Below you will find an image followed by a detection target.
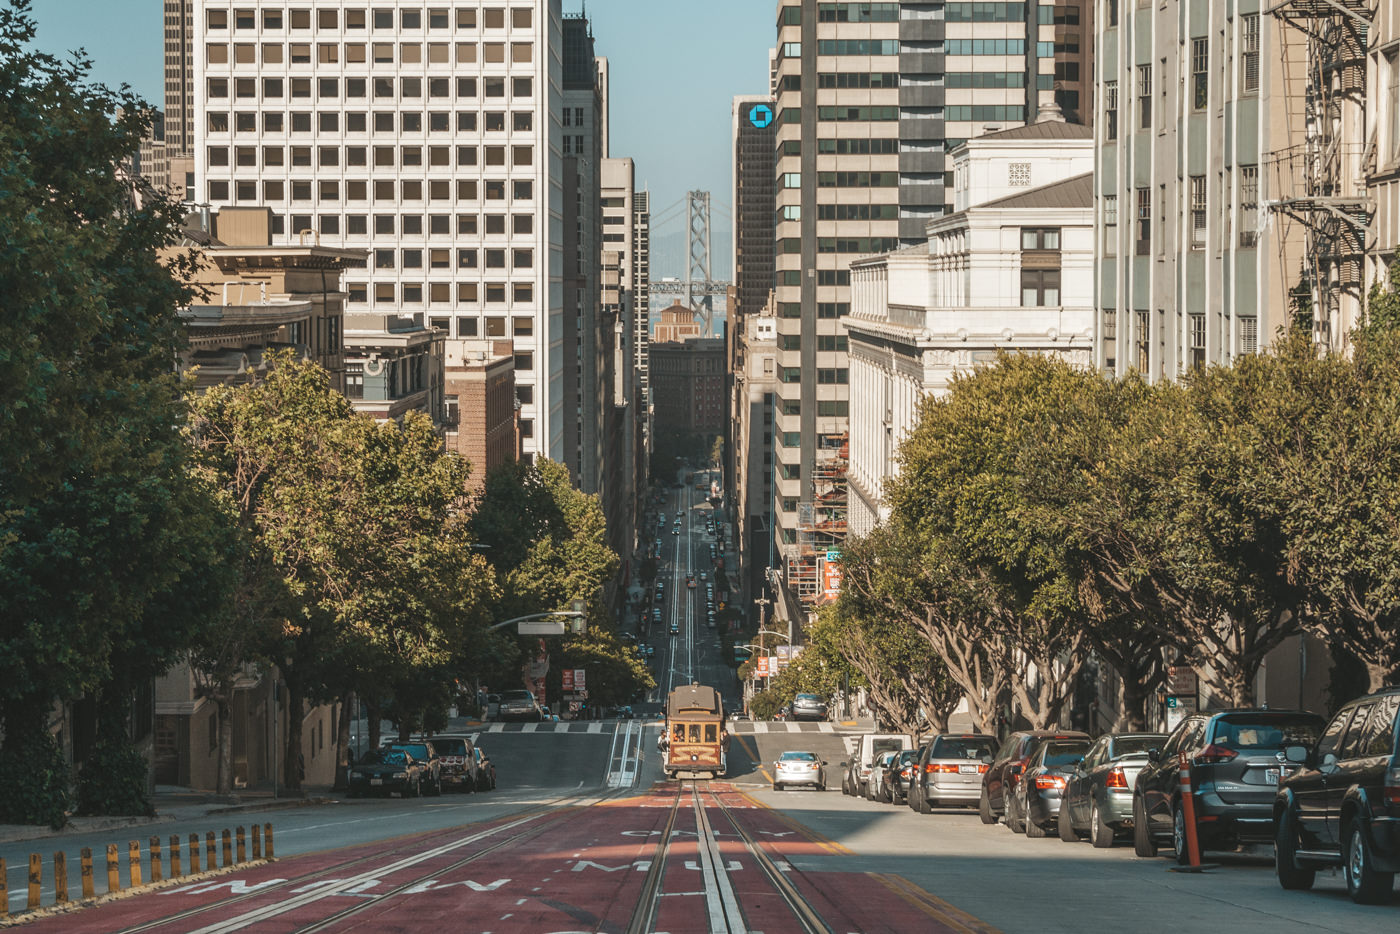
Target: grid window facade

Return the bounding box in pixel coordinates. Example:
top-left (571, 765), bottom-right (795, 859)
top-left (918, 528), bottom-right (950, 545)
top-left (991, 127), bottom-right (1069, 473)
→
top-left (1239, 164), bottom-right (1259, 247)
top-left (1191, 38), bottom-right (1208, 110)
top-left (1190, 175), bottom-right (1206, 249)
top-left (1137, 65), bottom-right (1152, 129)
top-left (1241, 15), bottom-right (1260, 95)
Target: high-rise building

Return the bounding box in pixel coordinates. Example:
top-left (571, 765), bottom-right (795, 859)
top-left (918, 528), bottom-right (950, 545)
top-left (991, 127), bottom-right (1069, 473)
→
top-left (630, 186), bottom-right (652, 460)
top-left (189, 0), bottom-right (564, 462)
top-left (1096, 1), bottom-right (1303, 378)
top-left (728, 95), bottom-right (777, 617)
top-left (163, 0), bottom-right (196, 199)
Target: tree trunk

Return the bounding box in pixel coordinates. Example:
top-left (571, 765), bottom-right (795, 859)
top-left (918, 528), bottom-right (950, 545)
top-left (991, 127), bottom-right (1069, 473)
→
top-left (282, 671), bottom-right (304, 794)
top-left (1119, 676), bottom-right (1149, 732)
top-left (333, 692), bottom-right (352, 791)
top-left (366, 699), bottom-right (383, 752)
top-left (215, 694), bottom-right (234, 796)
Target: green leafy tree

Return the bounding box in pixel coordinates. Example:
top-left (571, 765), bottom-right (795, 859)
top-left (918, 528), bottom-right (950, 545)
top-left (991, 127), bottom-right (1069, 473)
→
top-left (1363, 248), bottom-right (1400, 335)
top-left (0, 1), bottom-right (212, 824)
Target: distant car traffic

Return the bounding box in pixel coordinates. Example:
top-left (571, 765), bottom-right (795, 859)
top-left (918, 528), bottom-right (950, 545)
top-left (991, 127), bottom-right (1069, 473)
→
top-left (774, 751), bottom-right (826, 791)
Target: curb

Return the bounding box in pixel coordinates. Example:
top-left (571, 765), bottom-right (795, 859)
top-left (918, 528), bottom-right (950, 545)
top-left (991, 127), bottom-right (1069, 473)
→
top-left (205, 796), bottom-right (338, 816)
top-left (0, 814), bottom-right (173, 847)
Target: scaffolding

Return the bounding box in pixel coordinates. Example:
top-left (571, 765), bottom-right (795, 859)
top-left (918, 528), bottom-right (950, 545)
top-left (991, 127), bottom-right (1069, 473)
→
top-left (1266, 0), bottom-right (1377, 346)
top-left (787, 431), bottom-right (849, 607)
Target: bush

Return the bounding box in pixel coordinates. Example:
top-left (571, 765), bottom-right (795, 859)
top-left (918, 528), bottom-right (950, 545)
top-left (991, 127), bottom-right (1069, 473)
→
top-left (76, 735), bottom-right (153, 817)
top-left (0, 729), bottom-right (72, 828)
top-left (749, 690), bottom-right (783, 721)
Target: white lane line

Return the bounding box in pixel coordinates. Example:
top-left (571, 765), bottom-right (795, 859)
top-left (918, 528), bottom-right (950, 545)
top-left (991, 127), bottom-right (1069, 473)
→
top-left (587, 721), bottom-right (602, 734)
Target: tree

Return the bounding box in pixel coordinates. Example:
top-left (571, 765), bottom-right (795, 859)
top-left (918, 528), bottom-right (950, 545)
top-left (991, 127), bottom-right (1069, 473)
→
top-left (0, 1), bottom-right (211, 824)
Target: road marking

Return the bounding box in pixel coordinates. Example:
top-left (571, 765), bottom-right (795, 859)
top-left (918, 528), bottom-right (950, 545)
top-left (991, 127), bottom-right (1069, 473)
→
top-left (737, 790), bottom-right (853, 856)
top-left (874, 873), bottom-right (1005, 934)
top-left (587, 722), bottom-right (602, 734)
top-left (692, 790), bottom-right (746, 933)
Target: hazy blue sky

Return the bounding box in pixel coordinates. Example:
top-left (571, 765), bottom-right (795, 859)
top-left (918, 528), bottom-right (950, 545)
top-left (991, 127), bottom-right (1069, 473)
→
top-left (28, 0), bottom-right (775, 277)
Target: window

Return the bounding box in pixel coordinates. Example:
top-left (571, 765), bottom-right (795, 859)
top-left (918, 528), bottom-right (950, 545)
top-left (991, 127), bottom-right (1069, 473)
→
top-left (1104, 81), bottom-right (1118, 141)
top-left (1241, 14), bottom-right (1260, 95)
top-left (1239, 316), bottom-right (1258, 354)
top-left (1190, 176), bottom-right (1207, 249)
top-left (1021, 228), bottom-right (1060, 250)
top-left (1021, 269), bottom-right (1061, 306)
top-left (1134, 311), bottom-right (1151, 372)
top-left (1138, 65), bottom-right (1152, 129)
top-left (1239, 164), bottom-right (1259, 247)
top-left (1103, 194), bottom-right (1117, 256)
top-left (1187, 313), bottom-right (1206, 371)
top-left (1191, 38), bottom-right (1208, 110)
top-left (1136, 187), bottom-right (1151, 255)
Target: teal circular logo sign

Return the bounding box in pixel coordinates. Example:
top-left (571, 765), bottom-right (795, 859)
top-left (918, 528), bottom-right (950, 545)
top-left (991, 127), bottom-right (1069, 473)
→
top-left (748, 104), bottom-right (773, 129)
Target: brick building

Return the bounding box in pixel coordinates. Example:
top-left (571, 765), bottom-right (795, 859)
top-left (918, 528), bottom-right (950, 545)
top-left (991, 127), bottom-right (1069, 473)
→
top-left (649, 337), bottom-right (725, 437)
top-left (443, 339), bottom-right (519, 488)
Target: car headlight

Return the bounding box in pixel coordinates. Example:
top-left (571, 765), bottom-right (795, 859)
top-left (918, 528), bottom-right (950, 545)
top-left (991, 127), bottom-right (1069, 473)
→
top-left (393, 771), bottom-right (408, 779)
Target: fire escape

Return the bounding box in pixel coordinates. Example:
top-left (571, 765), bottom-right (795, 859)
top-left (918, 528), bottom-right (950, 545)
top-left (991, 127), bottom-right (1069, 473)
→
top-left (1267, 0), bottom-right (1376, 346)
top-left (788, 430), bottom-right (848, 606)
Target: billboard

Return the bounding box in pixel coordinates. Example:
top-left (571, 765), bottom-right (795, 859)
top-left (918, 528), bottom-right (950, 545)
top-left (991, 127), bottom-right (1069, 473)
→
top-left (755, 656), bottom-right (771, 678)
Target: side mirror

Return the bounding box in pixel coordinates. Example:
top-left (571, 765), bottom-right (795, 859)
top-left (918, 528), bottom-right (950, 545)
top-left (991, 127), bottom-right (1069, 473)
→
top-left (821, 760), bottom-right (829, 766)
top-left (839, 761), bottom-right (848, 769)
top-left (1146, 748), bottom-right (1161, 763)
top-left (1283, 745), bottom-right (1308, 765)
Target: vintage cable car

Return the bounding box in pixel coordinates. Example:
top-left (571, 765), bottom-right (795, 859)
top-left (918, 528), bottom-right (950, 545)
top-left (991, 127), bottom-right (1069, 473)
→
top-left (663, 683), bottom-right (728, 780)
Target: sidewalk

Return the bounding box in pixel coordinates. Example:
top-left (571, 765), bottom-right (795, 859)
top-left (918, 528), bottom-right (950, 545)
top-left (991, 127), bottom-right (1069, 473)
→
top-left (0, 785), bottom-right (339, 846)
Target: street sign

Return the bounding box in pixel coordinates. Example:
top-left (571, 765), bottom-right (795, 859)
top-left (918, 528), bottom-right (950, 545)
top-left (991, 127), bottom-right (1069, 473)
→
top-left (518, 620), bottom-right (566, 635)
top-left (755, 656), bottom-right (770, 677)
top-left (826, 550), bottom-right (841, 562)
top-left (562, 669), bottom-right (575, 691)
top-left (574, 668), bottom-right (586, 690)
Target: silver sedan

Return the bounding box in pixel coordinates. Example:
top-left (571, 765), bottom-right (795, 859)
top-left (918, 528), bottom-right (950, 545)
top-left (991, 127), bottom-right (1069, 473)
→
top-left (773, 751), bottom-right (826, 791)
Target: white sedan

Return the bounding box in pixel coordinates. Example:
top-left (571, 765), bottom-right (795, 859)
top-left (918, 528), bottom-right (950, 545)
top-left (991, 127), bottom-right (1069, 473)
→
top-left (773, 751), bottom-right (826, 791)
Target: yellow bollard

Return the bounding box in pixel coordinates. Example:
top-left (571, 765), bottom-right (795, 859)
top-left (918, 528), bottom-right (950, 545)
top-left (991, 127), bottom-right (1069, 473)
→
top-left (26, 854), bottom-right (40, 911)
top-left (189, 833), bottom-right (202, 873)
top-left (205, 831), bottom-right (216, 871)
top-left (53, 851), bottom-right (68, 903)
top-left (127, 840), bottom-right (142, 888)
top-left (80, 848), bottom-right (95, 899)
top-left (235, 826), bottom-right (246, 864)
top-left (149, 836), bottom-right (163, 884)
top-left (221, 829), bottom-right (232, 868)
top-left (264, 823), bottom-right (275, 859)
top-left (251, 824), bottom-right (262, 860)
top-left (1, 857), bottom-right (8, 917)
top-left (170, 835), bottom-right (183, 878)
top-left (106, 843), bottom-right (121, 894)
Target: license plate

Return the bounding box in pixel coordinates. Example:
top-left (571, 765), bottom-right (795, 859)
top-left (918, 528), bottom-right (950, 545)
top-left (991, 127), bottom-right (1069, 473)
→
top-left (370, 779), bottom-right (383, 785)
top-left (1265, 768), bottom-right (1280, 784)
top-left (959, 764), bottom-right (979, 774)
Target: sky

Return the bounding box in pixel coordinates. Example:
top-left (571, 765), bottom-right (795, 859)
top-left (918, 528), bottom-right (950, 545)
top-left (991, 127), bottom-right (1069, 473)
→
top-left (27, 0), bottom-right (776, 278)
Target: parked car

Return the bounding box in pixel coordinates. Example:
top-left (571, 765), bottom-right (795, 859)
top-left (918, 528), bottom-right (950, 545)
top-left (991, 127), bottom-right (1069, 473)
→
top-left (882, 749), bottom-right (923, 805)
top-left (381, 741), bottom-right (443, 796)
top-left (1274, 687), bottom-right (1400, 903)
top-left (347, 746), bottom-right (431, 798)
top-left (474, 746), bottom-right (497, 791)
top-left (790, 693), bottom-right (829, 722)
top-left (1133, 709), bottom-right (1324, 863)
top-left (497, 689), bottom-right (545, 722)
top-left (865, 750), bottom-right (898, 800)
top-left (980, 730), bottom-right (1089, 825)
top-left (909, 733), bottom-right (997, 814)
top-left (1057, 731), bottom-right (1166, 847)
top-left (1013, 737), bottom-right (1089, 836)
top-left (774, 750), bottom-right (827, 791)
top-left (842, 732), bottom-right (916, 797)
top-left (422, 734), bottom-right (477, 793)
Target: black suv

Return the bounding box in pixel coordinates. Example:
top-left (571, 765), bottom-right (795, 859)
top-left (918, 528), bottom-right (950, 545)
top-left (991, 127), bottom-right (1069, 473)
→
top-left (979, 729), bottom-right (1088, 826)
top-left (1132, 709), bottom-right (1324, 863)
top-left (1274, 688), bottom-right (1400, 903)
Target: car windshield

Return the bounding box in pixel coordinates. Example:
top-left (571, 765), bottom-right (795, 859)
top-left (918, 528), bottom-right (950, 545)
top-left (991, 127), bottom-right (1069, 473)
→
top-left (1109, 735), bottom-right (1163, 758)
top-left (871, 739), bottom-right (904, 758)
top-left (897, 750), bottom-right (919, 764)
top-left (387, 743), bottom-right (430, 760)
top-left (932, 737), bottom-right (995, 760)
top-left (1211, 714), bottom-right (1321, 750)
top-left (433, 739), bottom-right (468, 756)
top-left (780, 751), bottom-right (817, 761)
top-left (363, 750), bottom-right (406, 766)
top-left (500, 691), bottom-right (533, 702)
top-left (795, 694), bottom-right (823, 703)
top-left (1040, 741), bottom-right (1088, 767)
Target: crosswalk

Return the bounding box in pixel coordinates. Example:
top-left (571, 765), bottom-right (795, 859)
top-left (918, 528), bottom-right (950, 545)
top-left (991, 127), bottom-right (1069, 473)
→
top-left (728, 721), bottom-right (837, 734)
top-left (478, 720), bottom-right (616, 734)
top-left (473, 719), bottom-right (845, 736)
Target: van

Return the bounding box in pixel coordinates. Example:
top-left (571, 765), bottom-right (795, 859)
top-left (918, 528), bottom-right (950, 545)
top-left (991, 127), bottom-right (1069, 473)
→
top-left (841, 732), bottom-right (915, 797)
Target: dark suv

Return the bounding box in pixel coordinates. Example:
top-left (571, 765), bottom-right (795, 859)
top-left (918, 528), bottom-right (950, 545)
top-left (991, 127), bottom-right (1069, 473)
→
top-left (979, 729), bottom-right (1089, 825)
top-left (1132, 709), bottom-right (1324, 863)
top-left (1274, 688), bottom-right (1400, 903)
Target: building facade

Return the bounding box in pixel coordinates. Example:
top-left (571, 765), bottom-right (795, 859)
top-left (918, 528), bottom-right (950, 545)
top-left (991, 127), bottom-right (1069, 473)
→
top-left (649, 338), bottom-right (727, 437)
top-left (189, 0), bottom-right (564, 462)
top-left (443, 339), bottom-right (518, 488)
top-left (1096, 0), bottom-right (1304, 377)
top-left (653, 300), bottom-right (704, 344)
top-left (847, 120), bottom-right (1095, 534)
top-left (163, 0), bottom-right (196, 198)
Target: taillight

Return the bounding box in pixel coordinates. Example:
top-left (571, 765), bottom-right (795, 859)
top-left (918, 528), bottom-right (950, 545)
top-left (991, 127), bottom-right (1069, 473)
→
top-left (1105, 766), bottom-right (1128, 789)
top-left (1383, 766), bottom-right (1400, 807)
top-left (1193, 744), bottom-right (1239, 766)
top-left (1034, 774), bottom-right (1066, 790)
top-left (901, 766), bottom-right (913, 777)
top-left (924, 762), bottom-right (937, 773)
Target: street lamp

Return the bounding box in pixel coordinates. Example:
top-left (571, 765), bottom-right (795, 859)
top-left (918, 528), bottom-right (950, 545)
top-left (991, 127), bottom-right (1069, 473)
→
top-left (489, 599), bottom-right (589, 635)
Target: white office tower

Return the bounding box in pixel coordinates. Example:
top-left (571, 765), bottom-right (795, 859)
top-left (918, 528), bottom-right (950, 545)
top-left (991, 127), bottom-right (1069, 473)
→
top-left (191, 1), bottom-right (564, 461)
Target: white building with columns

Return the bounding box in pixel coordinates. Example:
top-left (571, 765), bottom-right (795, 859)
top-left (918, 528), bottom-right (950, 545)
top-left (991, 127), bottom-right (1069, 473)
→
top-left (847, 119), bottom-right (1096, 535)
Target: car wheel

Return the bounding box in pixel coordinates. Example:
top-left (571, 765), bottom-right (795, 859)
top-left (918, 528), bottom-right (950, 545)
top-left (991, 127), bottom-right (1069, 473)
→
top-left (1172, 804), bottom-right (1192, 866)
top-left (431, 776), bottom-right (443, 797)
top-left (1132, 794), bottom-right (1157, 858)
top-left (918, 790), bottom-right (933, 815)
top-left (979, 787), bottom-right (996, 825)
top-left (1058, 799), bottom-right (1078, 842)
top-left (1026, 803), bottom-right (1048, 838)
top-left (1274, 808), bottom-right (1316, 891)
top-left (1343, 819), bottom-right (1395, 905)
top-left (817, 782), bottom-right (826, 792)
top-left (773, 782), bottom-right (782, 791)
top-left (842, 775), bottom-right (851, 796)
top-left (1091, 799), bottom-right (1114, 849)
top-left (1006, 795), bottom-right (1025, 834)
